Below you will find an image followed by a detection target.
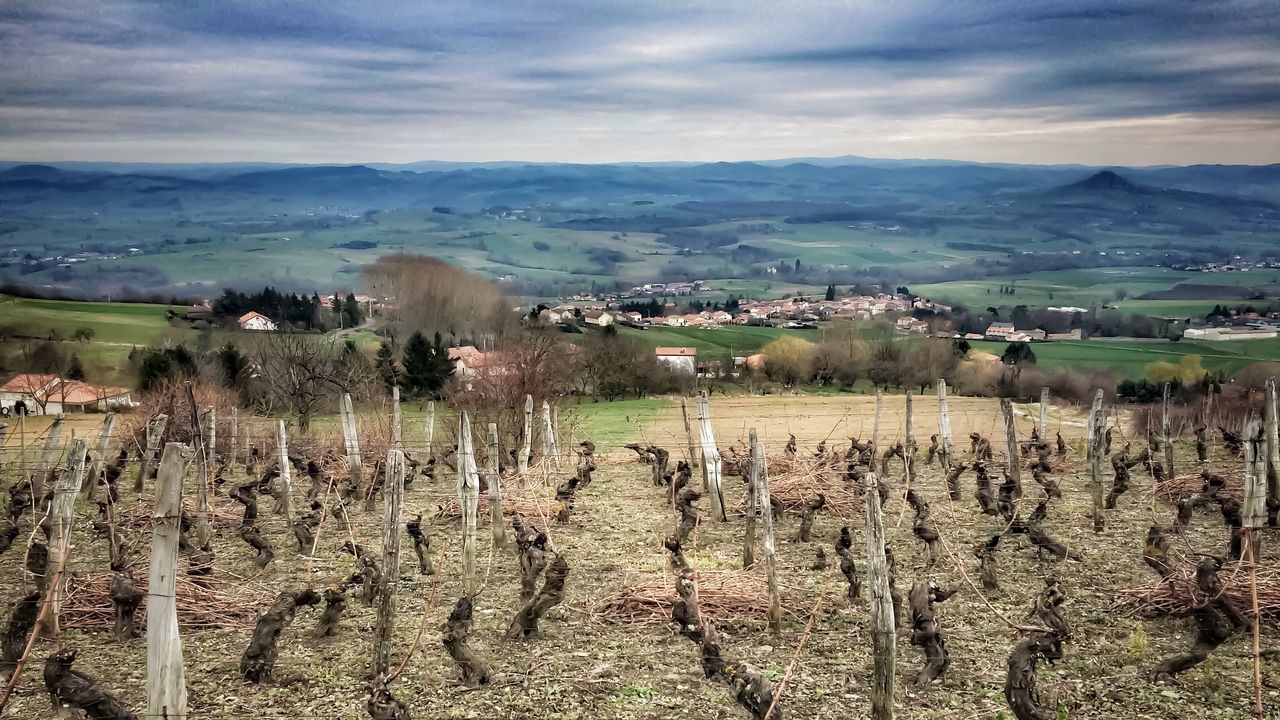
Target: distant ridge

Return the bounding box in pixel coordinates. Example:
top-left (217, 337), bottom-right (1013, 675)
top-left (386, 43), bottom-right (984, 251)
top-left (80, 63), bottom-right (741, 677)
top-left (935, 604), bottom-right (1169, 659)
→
top-left (1068, 170), bottom-right (1144, 192)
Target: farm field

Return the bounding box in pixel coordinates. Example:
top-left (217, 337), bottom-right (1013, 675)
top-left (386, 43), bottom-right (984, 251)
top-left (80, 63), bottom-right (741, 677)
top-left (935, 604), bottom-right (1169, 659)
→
top-left (969, 338), bottom-right (1280, 379)
top-left (0, 398), bottom-right (1271, 719)
top-left (614, 324), bottom-right (822, 355)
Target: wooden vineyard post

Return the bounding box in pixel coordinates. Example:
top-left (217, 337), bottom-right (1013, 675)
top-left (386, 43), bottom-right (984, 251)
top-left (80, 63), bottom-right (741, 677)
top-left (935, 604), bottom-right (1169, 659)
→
top-left (1242, 413), bottom-right (1266, 561)
top-left (696, 390), bottom-right (726, 522)
top-left (148, 442), bottom-right (188, 720)
top-left (681, 397), bottom-right (698, 469)
top-left (424, 400), bottom-right (436, 455)
top-left (872, 388), bottom-right (884, 448)
top-left (83, 411), bottom-right (117, 495)
top-left (193, 408), bottom-right (213, 548)
top-left (519, 394), bottom-right (533, 476)
top-left (1001, 398), bottom-right (1022, 501)
top-left (135, 413), bottom-right (168, 493)
top-left (743, 428), bottom-right (759, 570)
top-left (457, 411), bottom-right (480, 595)
top-left (50, 438), bottom-right (86, 634)
top-left (275, 420), bottom-right (294, 523)
top-left (904, 391), bottom-right (915, 487)
top-left (0, 423), bottom-right (6, 448)
top-left (1038, 386), bottom-right (1049, 439)
top-left (541, 400), bottom-right (559, 469)
top-left (340, 393), bottom-right (363, 491)
top-left (1266, 378), bottom-right (1279, 524)
top-left (207, 406), bottom-right (216, 466)
top-left (864, 470), bottom-right (896, 720)
top-left (32, 413), bottom-right (65, 498)
top-left (373, 449), bottom-right (406, 676)
top-left (551, 406), bottom-right (561, 463)
top-left (1162, 383), bottom-right (1175, 483)
top-left (230, 407), bottom-right (239, 468)
top-left (391, 386), bottom-right (402, 448)
top-left (752, 433), bottom-right (780, 631)
top-left (936, 379), bottom-right (953, 472)
top-left (1088, 389), bottom-right (1107, 532)
top-left (487, 422), bottom-right (506, 549)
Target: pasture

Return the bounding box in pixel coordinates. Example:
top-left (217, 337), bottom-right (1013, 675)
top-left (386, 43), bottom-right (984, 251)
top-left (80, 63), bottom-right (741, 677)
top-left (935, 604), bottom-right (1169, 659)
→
top-left (0, 394), bottom-right (1272, 719)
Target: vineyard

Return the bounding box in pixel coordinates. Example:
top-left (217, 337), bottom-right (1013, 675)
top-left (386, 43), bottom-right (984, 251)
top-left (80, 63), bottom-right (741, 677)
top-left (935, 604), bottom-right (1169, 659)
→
top-left (0, 385), bottom-right (1276, 720)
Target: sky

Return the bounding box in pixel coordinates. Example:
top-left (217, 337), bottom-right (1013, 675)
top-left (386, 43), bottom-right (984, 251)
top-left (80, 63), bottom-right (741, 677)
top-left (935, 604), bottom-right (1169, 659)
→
top-left (1, 0), bottom-right (1277, 166)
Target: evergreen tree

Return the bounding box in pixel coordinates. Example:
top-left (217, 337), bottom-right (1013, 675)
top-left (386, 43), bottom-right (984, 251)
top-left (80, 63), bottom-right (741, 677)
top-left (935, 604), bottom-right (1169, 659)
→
top-left (344, 293), bottom-right (363, 327)
top-left (824, 284), bottom-right (836, 301)
top-left (66, 354), bottom-right (86, 381)
top-left (402, 331), bottom-right (454, 399)
top-left (375, 338), bottom-right (401, 390)
top-left (216, 342), bottom-right (249, 391)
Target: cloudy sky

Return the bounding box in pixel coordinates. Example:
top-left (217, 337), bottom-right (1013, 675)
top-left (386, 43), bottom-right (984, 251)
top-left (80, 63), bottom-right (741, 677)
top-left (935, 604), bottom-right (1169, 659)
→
top-left (1, 0), bottom-right (1277, 165)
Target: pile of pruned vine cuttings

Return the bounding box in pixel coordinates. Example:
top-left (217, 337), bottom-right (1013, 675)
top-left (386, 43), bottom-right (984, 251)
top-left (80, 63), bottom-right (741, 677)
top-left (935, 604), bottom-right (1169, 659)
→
top-left (0, 403), bottom-right (1275, 720)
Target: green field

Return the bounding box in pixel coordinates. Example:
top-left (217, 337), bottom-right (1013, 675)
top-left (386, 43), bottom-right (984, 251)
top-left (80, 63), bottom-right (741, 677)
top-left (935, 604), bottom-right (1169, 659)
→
top-left (969, 338), bottom-right (1280, 379)
top-left (917, 266), bottom-right (1280, 317)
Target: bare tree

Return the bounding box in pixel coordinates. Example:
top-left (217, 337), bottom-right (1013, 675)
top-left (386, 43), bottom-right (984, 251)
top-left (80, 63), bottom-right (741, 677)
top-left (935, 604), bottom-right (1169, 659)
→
top-left (252, 335), bottom-right (373, 432)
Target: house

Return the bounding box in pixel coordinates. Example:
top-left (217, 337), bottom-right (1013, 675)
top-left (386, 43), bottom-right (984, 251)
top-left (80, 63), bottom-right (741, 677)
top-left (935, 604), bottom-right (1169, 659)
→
top-left (984, 322), bottom-right (1016, 340)
top-left (537, 308), bottom-right (566, 324)
top-left (663, 316), bottom-right (687, 327)
top-left (655, 347), bottom-right (697, 375)
top-left (237, 311), bottom-right (278, 331)
top-left (0, 374), bottom-right (133, 415)
top-left (1047, 329), bottom-right (1083, 341)
top-left (582, 310), bottom-right (614, 327)
top-left (447, 346), bottom-right (515, 380)
top-left (0, 374), bottom-right (61, 415)
top-left (1184, 327), bottom-right (1279, 341)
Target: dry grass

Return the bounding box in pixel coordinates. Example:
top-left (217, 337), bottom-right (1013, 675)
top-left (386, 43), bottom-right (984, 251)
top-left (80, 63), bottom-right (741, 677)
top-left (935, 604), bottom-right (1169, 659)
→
top-left (596, 569), bottom-right (775, 625)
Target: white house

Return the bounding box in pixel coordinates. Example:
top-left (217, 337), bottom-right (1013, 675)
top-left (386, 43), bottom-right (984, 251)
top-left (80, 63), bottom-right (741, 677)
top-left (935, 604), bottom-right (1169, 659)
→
top-left (0, 374), bottom-right (133, 415)
top-left (583, 310), bottom-right (614, 327)
top-left (1184, 327), bottom-right (1279, 342)
top-left (0, 374), bottom-right (61, 415)
top-left (238, 311), bottom-right (278, 331)
top-left (655, 347), bottom-right (697, 375)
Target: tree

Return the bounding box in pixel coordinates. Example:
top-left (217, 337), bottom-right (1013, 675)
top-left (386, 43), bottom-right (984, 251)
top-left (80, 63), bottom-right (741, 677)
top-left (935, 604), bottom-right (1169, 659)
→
top-left (1113, 287), bottom-right (1128, 301)
top-left (72, 327), bottom-right (95, 342)
top-left (343, 293), bottom-right (363, 328)
top-left (402, 331), bottom-right (454, 399)
top-left (1001, 342), bottom-right (1036, 366)
top-left (824, 284), bottom-right (836, 301)
top-left (217, 342), bottom-right (249, 390)
top-left (253, 335), bottom-right (361, 431)
top-left (137, 346), bottom-right (197, 391)
top-left (65, 354), bottom-right (86, 381)
top-left (952, 339), bottom-right (971, 357)
top-left (375, 338), bottom-right (402, 390)
top-left (578, 332), bottom-right (655, 400)
top-left (1145, 355), bottom-right (1207, 386)
top-left (759, 336), bottom-right (813, 387)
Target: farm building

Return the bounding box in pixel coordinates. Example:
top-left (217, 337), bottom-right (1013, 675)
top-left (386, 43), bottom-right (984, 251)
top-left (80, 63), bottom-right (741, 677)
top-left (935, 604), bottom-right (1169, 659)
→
top-left (1183, 326), bottom-right (1279, 341)
top-left (237, 311), bottom-right (278, 331)
top-left (655, 347), bottom-right (697, 374)
top-left (0, 374), bottom-right (133, 415)
top-left (582, 310), bottom-right (614, 327)
top-left (984, 322), bottom-right (1016, 339)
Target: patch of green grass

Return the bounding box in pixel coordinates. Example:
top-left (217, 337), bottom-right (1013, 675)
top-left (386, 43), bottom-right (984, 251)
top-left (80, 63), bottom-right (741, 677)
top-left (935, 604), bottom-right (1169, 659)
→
top-left (615, 324), bottom-right (820, 355)
top-left (559, 397), bottom-right (671, 448)
top-left (969, 338), bottom-right (1280, 379)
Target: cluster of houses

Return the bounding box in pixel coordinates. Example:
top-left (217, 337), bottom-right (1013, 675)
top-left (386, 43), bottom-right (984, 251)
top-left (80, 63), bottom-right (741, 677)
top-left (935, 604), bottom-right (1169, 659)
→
top-left (538, 293), bottom-right (949, 330)
top-left (0, 374), bottom-right (134, 416)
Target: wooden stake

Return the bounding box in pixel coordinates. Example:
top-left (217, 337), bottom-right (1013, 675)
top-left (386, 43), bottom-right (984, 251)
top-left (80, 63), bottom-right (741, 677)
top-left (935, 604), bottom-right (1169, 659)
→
top-left (1001, 398), bottom-right (1021, 501)
top-left (519, 394), bottom-right (533, 475)
top-left (904, 391), bottom-right (915, 487)
top-left (864, 470), bottom-right (895, 720)
top-left (1265, 377), bottom-right (1279, 523)
top-left (230, 406), bottom-right (239, 467)
top-left (936, 379), bottom-right (952, 472)
top-left (1162, 383), bottom-right (1175, 482)
top-left (424, 400), bottom-right (436, 455)
top-left (147, 443), bottom-right (189, 719)
top-left (681, 397), bottom-right (698, 469)
top-left (458, 411), bottom-right (480, 595)
top-left (743, 428), bottom-right (759, 570)
top-left (541, 400), bottom-right (559, 469)
top-left (135, 413), bottom-right (168, 493)
top-left (487, 422), bottom-right (506, 549)
top-left (32, 413), bottom-right (65, 498)
top-left (276, 420), bottom-right (294, 523)
top-left (339, 393), bottom-right (363, 490)
top-left (872, 389), bottom-right (884, 448)
top-left (697, 391), bottom-right (726, 522)
top-left (83, 411), bottom-right (117, 495)
top-left (1038, 386), bottom-right (1049, 439)
top-left (752, 433), bottom-right (780, 631)
top-left (194, 408), bottom-right (213, 548)
top-left (1242, 413), bottom-right (1266, 561)
top-left (1088, 389), bottom-right (1106, 532)
top-left (391, 385), bottom-right (402, 448)
top-left (374, 449), bottom-right (406, 676)
top-left (50, 438), bottom-right (86, 634)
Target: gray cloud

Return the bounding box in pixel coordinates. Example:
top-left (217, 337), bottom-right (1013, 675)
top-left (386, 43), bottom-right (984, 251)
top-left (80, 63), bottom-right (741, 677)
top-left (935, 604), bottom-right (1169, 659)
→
top-left (0, 0), bottom-right (1276, 164)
